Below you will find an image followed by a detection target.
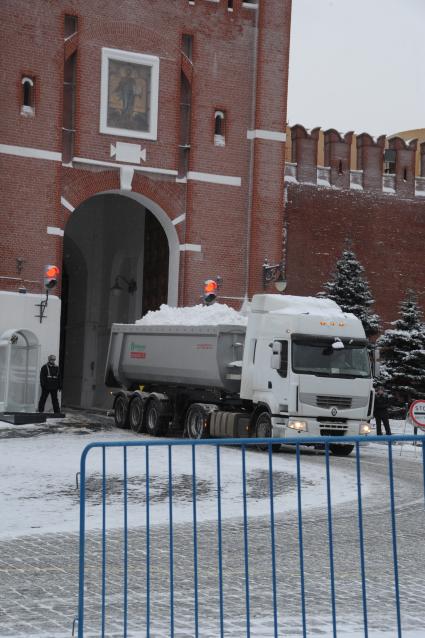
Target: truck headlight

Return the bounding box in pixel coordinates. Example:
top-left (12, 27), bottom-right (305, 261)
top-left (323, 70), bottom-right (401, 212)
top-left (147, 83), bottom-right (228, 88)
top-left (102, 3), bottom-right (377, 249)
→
top-left (288, 419), bottom-right (308, 432)
top-left (359, 422), bottom-right (371, 435)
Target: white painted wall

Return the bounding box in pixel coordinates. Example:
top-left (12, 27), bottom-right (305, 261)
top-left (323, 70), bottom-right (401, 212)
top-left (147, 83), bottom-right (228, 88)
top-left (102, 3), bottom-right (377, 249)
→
top-left (0, 291), bottom-right (61, 368)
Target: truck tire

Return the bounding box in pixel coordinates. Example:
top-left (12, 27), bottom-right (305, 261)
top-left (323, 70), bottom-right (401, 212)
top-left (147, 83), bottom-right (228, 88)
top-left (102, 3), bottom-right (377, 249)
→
top-left (255, 411), bottom-right (281, 452)
top-left (128, 396), bottom-right (145, 433)
top-left (330, 443), bottom-right (354, 457)
top-left (144, 398), bottom-right (169, 437)
top-left (185, 404), bottom-right (210, 439)
top-left (114, 395), bottom-right (129, 429)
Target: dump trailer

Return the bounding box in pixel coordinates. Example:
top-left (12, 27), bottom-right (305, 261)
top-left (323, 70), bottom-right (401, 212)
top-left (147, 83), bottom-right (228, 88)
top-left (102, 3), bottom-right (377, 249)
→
top-left (105, 294), bottom-right (374, 455)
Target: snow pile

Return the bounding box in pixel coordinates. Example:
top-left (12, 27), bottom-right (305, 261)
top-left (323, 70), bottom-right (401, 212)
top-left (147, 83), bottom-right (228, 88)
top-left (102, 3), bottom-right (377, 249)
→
top-left (136, 303), bottom-right (248, 326)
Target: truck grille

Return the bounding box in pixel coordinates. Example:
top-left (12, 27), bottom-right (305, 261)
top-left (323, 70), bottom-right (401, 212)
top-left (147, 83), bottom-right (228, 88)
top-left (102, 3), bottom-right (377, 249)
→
top-left (300, 393), bottom-right (368, 410)
top-left (316, 395), bottom-right (352, 409)
top-left (318, 418), bottom-right (348, 436)
top-left (320, 426), bottom-right (347, 436)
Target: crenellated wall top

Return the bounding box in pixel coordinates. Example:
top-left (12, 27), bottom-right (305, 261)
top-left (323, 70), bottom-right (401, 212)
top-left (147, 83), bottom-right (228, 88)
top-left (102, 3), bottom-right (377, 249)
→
top-left (285, 124), bottom-right (425, 198)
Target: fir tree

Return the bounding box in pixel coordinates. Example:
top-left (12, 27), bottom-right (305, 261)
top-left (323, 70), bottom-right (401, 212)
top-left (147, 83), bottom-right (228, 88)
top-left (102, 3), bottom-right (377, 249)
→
top-left (319, 247), bottom-right (380, 337)
top-left (377, 292), bottom-right (425, 404)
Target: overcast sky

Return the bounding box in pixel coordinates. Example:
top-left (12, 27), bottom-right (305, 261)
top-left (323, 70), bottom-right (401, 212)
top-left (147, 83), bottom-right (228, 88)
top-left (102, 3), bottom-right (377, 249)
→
top-left (287, 0), bottom-right (424, 137)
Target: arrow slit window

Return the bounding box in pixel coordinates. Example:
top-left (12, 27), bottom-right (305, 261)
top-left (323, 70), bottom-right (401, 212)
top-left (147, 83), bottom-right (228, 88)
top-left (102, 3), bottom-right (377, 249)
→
top-left (214, 110), bottom-right (226, 147)
top-left (21, 76), bottom-right (35, 116)
top-left (100, 48), bottom-right (160, 140)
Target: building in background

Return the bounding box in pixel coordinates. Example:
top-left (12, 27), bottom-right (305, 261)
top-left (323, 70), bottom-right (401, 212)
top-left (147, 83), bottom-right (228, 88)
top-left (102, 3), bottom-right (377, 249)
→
top-left (0, 0), bottom-right (291, 409)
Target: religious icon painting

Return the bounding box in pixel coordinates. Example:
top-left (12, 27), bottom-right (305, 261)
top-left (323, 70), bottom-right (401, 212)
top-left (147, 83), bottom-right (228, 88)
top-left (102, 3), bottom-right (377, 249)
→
top-left (100, 48), bottom-right (160, 140)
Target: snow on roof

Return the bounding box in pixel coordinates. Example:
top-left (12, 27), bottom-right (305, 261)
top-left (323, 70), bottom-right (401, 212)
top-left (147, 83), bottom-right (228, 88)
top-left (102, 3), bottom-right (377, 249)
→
top-left (251, 294), bottom-right (345, 316)
top-left (136, 303), bottom-right (248, 326)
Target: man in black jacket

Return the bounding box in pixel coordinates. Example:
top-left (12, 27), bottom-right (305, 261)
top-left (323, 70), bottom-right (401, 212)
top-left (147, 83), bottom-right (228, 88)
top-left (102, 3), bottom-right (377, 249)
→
top-left (38, 354), bottom-right (61, 413)
top-left (374, 386), bottom-right (392, 435)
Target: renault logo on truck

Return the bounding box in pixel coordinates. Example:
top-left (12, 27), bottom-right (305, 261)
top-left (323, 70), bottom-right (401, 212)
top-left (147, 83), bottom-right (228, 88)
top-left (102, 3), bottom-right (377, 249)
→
top-left (331, 407), bottom-right (338, 416)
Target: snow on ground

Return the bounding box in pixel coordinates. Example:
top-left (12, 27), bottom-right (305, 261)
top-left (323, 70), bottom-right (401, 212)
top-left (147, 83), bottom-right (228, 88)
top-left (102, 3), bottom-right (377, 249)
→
top-left (1, 416), bottom-right (425, 638)
top-left (135, 302), bottom-right (248, 326)
top-left (0, 416), bottom-right (422, 540)
top-left (0, 425), bottom-right (360, 538)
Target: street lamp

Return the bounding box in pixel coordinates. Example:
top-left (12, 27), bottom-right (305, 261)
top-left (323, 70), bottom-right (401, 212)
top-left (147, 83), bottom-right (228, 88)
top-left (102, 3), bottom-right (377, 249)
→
top-left (262, 258), bottom-right (286, 292)
top-left (111, 275), bottom-right (137, 296)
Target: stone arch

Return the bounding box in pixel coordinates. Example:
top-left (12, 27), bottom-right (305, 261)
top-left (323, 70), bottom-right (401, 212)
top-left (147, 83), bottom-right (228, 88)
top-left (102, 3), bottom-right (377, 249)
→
top-left (61, 188), bottom-right (180, 408)
top-left (62, 171), bottom-right (183, 307)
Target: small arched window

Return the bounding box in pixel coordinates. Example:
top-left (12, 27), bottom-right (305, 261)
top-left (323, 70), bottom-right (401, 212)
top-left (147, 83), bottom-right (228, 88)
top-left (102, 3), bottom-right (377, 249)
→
top-left (338, 160), bottom-right (343, 175)
top-left (403, 168), bottom-right (408, 181)
top-left (21, 76), bottom-right (35, 116)
top-left (214, 110), bottom-right (226, 146)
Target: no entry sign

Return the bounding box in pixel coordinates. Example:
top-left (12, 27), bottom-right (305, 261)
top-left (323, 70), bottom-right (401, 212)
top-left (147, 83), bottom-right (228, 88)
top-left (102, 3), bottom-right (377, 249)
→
top-left (409, 400), bottom-right (425, 431)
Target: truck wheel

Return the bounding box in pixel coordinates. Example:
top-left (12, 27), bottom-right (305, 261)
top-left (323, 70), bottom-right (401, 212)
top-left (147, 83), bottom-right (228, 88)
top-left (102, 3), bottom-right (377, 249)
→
top-left (255, 411), bottom-right (281, 452)
top-left (114, 395), bottom-right (129, 429)
top-left (329, 443), bottom-right (354, 457)
top-left (185, 404), bottom-right (209, 439)
top-left (128, 396), bottom-right (145, 433)
top-left (144, 399), bottom-right (169, 437)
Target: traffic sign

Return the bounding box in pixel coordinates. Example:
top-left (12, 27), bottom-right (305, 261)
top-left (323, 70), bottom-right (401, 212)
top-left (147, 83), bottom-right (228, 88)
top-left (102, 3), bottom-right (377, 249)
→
top-left (409, 400), bottom-right (425, 430)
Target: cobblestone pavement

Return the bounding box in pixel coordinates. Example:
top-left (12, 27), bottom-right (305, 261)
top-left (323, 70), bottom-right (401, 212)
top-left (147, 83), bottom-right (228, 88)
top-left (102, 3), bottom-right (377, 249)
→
top-left (0, 415), bottom-right (424, 637)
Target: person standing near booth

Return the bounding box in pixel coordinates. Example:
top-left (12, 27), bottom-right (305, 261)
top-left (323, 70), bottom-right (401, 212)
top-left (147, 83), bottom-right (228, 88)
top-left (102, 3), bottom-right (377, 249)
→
top-left (38, 354), bottom-right (61, 414)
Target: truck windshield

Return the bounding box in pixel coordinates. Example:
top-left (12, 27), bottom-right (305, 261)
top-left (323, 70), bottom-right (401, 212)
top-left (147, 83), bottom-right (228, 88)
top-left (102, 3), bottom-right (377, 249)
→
top-left (292, 339), bottom-right (370, 378)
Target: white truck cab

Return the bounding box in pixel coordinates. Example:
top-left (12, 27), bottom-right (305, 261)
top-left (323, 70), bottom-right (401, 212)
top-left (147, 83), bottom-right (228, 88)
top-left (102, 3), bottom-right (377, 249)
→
top-left (240, 295), bottom-right (373, 444)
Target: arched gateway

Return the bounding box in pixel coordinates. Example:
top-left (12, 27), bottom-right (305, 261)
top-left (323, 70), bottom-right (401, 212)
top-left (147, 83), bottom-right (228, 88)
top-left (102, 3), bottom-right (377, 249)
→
top-left (61, 191), bottom-right (179, 409)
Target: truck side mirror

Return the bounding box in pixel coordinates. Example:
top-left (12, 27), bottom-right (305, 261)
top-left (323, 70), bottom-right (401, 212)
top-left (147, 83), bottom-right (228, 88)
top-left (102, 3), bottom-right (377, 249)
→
top-left (271, 341), bottom-right (282, 369)
top-left (271, 354), bottom-right (281, 369)
top-left (368, 344), bottom-right (377, 377)
top-left (272, 341), bottom-right (282, 354)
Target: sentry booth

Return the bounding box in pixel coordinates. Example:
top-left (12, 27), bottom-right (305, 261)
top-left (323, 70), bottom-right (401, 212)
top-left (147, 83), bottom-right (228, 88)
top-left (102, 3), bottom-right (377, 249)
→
top-left (0, 329), bottom-right (40, 415)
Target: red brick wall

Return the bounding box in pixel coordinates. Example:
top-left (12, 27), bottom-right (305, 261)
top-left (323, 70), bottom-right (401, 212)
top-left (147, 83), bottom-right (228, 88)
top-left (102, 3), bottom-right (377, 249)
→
top-left (284, 183), bottom-right (425, 326)
top-left (0, 155), bottom-right (62, 294)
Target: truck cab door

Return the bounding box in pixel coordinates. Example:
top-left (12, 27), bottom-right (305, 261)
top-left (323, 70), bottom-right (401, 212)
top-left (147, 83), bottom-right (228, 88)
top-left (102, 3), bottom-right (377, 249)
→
top-left (269, 340), bottom-right (290, 408)
top-left (253, 339), bottom-right (289, 403)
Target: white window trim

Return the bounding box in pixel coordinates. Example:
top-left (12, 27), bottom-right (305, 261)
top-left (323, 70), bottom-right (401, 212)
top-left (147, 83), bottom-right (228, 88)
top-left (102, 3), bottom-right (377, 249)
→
top-left (100, 47), bottom-right (160, 141)
top-left (214, 134), bottom-right (226, 147)
top-left (20, 105), bottom-right (34, 117)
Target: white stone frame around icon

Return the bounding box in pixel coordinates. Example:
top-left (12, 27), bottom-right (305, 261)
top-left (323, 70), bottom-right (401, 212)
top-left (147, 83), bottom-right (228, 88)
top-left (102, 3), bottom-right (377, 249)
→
top-left (100, 47), bottom-right (160, 141)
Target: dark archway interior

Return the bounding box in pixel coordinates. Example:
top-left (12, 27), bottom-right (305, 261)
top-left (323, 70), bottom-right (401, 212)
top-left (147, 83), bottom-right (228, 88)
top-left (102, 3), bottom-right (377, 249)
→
top-left (61, 194), bottom-right (169, 409)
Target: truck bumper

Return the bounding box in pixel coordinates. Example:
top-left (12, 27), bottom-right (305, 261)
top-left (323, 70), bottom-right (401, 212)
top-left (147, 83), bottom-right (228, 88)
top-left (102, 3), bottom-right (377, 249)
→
top-left (271, 416), bottom-right (370, 439)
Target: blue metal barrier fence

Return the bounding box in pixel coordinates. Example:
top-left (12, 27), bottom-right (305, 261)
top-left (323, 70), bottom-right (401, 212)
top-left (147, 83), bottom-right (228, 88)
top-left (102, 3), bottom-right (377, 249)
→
top-left (77, 435), bottom-right (425, 638)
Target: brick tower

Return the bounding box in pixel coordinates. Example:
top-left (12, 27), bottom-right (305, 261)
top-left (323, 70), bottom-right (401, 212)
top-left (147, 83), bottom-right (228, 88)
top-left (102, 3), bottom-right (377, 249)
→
top-left (0, 0), bottom-right (292, 408)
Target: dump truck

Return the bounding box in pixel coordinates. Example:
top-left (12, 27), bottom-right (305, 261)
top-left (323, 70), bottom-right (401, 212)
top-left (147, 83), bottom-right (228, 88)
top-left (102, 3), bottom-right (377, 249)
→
top-left (105, 294), bottom-right (374, 455)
